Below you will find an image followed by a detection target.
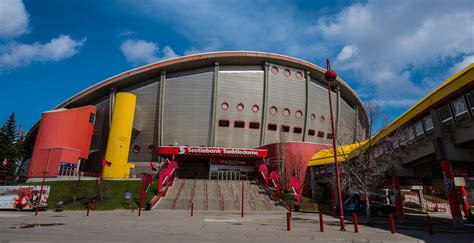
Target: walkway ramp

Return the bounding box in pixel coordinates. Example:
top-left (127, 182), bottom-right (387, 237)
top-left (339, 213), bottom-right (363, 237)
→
top-left (155, 178), bottom-right (286, 211)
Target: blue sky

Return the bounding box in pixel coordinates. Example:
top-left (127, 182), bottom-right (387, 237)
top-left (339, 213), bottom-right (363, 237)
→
top-left (1, 0), bottom-right (473, 130)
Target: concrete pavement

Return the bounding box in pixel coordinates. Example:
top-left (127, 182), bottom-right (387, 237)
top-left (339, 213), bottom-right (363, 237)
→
top-left (0, 209), bottom-right (473, 242)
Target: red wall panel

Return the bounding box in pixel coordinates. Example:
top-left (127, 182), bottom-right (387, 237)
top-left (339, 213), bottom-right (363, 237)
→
top-left (28, 106), bottom-right (96, 178)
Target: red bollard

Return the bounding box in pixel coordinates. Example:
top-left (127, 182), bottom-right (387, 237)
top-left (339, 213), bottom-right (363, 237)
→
top-left (319, 212), bottom-right (324, 232)
top-left (389, 214), bottom-right (395, 234)
top-left (191, 202), bottom-right (194, 216)
top-left (287, 212), bottom-right (291, 231)
top-left (426, 215), bottom-right (433, 235)
top-left (289, 205), bottom-right (292, 218)
top-left (353, 213), bottom-right (359, 233)
top-left (86, 202), bottom-right (90, 216)
top-left (241, 178), bottom-right (244, 218)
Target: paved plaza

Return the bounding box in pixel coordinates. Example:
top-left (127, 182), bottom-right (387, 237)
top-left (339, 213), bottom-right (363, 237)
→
top-left (1, 210), bottom-right (473, 242)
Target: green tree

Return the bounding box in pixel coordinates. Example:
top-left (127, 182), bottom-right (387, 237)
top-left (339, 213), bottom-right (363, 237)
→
top-left (0, 113), bottom-right (24, 184)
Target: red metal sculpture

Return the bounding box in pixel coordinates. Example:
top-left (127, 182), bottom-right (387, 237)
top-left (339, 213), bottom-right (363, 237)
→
top-left (258, 164), bottom-right (269, 187)
top-left (289, 177), bottom-right (302, 204)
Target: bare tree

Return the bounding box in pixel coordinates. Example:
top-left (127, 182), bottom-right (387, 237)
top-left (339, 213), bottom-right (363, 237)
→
top-left (278, 130), bottom-right (287, 190)
top-left (334, 102), bottom-right (396, 219)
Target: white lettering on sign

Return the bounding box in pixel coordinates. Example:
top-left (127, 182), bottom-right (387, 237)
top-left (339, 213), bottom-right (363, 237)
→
top-left (186, 147), bottom-right (259, 156)
top-left (188, 148), bottom-right (221, 154)
top-left (222, 149), bottom-right (258, 156)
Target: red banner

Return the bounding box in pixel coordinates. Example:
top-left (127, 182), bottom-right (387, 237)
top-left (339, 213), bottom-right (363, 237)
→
top-left (158, 146), bottom-right (267, 158)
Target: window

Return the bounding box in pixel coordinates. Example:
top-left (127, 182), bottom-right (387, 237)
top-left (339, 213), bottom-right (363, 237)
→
top-left (293, 127), bottom-right (302, 134)
top-left (236, 103), bottom-right (245, 111)
top-left (414, 120), bottom-right (424, 137)
top-left (234, 121), bottom-right (245, 128)
top-left (147, 145), bottom-right (155, 153)
top-left (295, 72), bottom-right (303, 80)
top-left (467, 89), bottom-right (474, 110)
top-left (310, 114), bottom-right (316, 120)
top-left (320, 116), bottom-right (326, 123)
top-left (271, 66), bottom-right (279, 75)
top-left (218, 120), bottom-right (230, 127)
top-left (270, 106), bottom-right (278, 115)
top-left (132, 145), bottom-right (140, 153)
top-left (438, 104), bottom-right (452, 124)
top-left (326, 133), bottom-right (333, 139)
top-left (221, 102), bottom-right (229, 110)
top-left (284, 69), bottom-right (291, 77)
top-left (252, 105), bottom-right (259, 112)
top-left (281, 125), bottom-right (290, 132)
top-left (317, 131), bottom-right (325, 138)
top-left (249, 122), bottom-right (260, 129)
top-left (295, 110), bottom-right (303, 119)
top-left (283, 108), bottom-right (290, 117)
top-left (422, 115), bottom-right (434, 131)
top-left (89, 113), bottom-right (96, 124)
top-left (308, 129), bottom-right (315, 136)
top-left (268, 123), bottom-right (277, 131)
top-left (451, 96), bottom-right (468, 116)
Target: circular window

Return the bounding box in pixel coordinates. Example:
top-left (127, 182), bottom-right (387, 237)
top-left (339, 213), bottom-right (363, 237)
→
top-left (295, 72), bottom-right (303, 80)
top-left (310, 114), bottom-right (316, 120)
top-left (295, 110), bottom-right (303, 119)
top-left (236, 103), bottom-right (244, 111)
top-left (271, 66), bottom-right (279, 75)
top-left (269, 106), bottom-right (278, 115)
top-left (283, 108), bottom-right (290, 117)
top-left (320, 116), bottom-right (326, 123)
top-left (132, 145), bottom-right (140, 153)
top-left (221, 102), bottom-right (229, 110)
top-left (284, 69), bottom-right (291, 77)
top-left (252, 104), bottom-right (259, 112)
top-left (147, 145), bottom-right (155, 153)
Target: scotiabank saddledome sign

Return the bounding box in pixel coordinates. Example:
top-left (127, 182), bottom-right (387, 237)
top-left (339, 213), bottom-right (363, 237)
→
top-left (158, 146), bottom-right (267, 158)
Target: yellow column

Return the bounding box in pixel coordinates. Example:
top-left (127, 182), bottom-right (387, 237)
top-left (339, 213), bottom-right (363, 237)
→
top-left (103, 92), bottom-right (136, 179)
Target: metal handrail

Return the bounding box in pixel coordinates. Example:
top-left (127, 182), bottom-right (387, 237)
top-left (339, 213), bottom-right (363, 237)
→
top-left (171, 175), bottom-right (186, 210)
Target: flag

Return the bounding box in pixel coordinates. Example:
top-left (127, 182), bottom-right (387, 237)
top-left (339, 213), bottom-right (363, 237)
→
top-left (102, 159), bottom-right (112, 167)
top-left (150, 162), bottom-right (156, 171)
top-left (1, 158), bottom-right (7, 167)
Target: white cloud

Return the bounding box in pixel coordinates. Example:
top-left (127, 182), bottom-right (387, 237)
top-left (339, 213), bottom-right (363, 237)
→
top-left (315, 0), bottom-right (474, 107)
top-left (0, 0), bottom-right (29, 38)
top-left (122, 0), bottom-right (473, 108)
top-left (0, 0), bottom-right (86, 71)
top-left (450, 55), bottom-right (474, 74)
top-left (335, 45), bottom-right (357, 63)
top-left (120, 39), bottom-right (178, 66)
top-left (0, 35), bottom-right (86, 70)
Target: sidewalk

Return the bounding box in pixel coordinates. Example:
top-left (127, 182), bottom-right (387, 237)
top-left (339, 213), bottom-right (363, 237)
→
top-left (0, 210), bottom-right (473, 242)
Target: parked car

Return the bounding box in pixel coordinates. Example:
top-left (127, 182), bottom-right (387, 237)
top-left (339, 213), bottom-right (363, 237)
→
top-left (335, 192), bottom-right (396, 217)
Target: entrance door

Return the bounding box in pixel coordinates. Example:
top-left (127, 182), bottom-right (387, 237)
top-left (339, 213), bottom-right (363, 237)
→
top-left (215, 170), bottom-right (241, 180)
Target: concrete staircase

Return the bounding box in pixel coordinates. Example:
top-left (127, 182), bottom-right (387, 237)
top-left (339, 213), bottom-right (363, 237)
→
top-left (155, 178), bottom-right (285, 211)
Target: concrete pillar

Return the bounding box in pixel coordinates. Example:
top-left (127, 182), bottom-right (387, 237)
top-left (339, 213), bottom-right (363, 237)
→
top-left (302, 71), bottom-right (310, 141)
top-left (440, 160), bottom-right (463, 225)
top-left (260, 62), bottom-right (270, 146)
top-left (209, 62), bottom-right (219, 146)
top-left (418, 188), bottom-right (426, 212)
top-left (392, 175), bottom-right (404, 218)
top-left (460, 185), bottom-right (470, 218)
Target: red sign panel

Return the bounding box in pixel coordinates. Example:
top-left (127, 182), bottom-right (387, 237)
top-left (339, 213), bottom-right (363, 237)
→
top-left (158, 146), bottom-right (267, 158)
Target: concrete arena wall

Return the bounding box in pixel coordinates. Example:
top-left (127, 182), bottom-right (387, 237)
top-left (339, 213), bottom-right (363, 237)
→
top-left (84, 63), bottom-right (365, 174)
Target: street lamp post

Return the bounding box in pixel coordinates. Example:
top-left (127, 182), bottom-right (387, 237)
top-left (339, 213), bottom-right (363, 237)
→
top-left (325, 59), bottom-right (345, 231)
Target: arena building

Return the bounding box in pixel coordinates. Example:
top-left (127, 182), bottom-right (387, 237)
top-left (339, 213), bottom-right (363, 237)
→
top-left (23, 51), bottom-right (368, 186)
